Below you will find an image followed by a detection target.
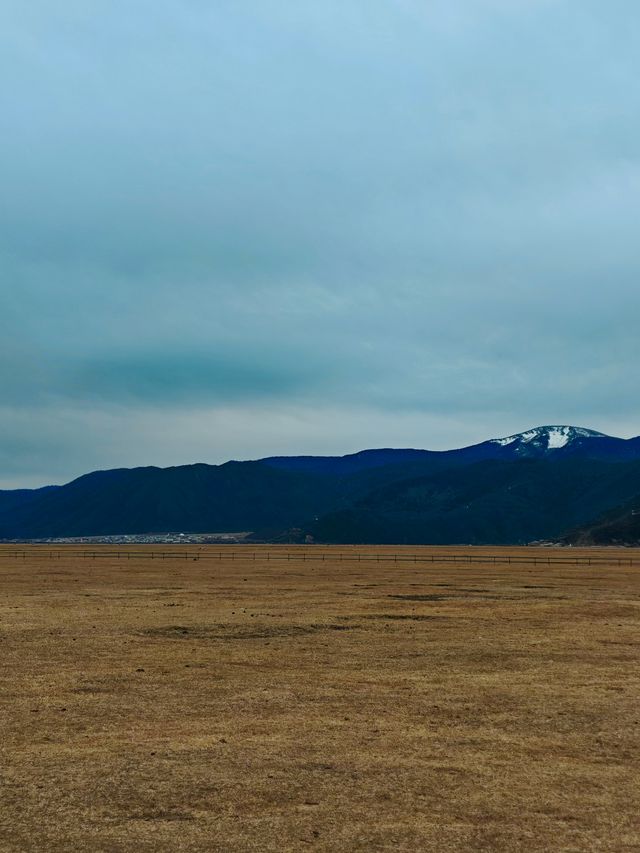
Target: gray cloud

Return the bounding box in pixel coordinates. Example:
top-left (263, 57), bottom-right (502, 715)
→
top-left (1, 1), bottom-right (639, 485)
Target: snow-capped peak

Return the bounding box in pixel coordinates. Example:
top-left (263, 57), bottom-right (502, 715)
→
top-left (492, 426), bottom-right (607, 452)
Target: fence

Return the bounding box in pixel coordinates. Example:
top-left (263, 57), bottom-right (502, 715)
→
top-left (0, 549), bottom-right (637, 566)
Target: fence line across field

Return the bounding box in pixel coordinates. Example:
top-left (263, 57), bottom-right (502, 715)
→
top-left (1, 550), bottom-right (637, 566)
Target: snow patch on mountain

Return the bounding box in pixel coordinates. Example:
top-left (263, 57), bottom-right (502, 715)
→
top-left (547, 428), bottom-right (570, 449)
top-left (494, 436), bottom-right (518, 446)
top-left (492, 425), bottom-right (608, 452)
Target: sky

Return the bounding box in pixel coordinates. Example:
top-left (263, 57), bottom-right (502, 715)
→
top-left (1, 1), bottom-right (639, 487)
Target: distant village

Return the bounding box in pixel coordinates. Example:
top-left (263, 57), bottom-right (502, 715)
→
top-left (0, 532), bottom-right (252, 545)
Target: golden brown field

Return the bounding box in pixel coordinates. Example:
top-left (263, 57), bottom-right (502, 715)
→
top-left (0, 545), bottom-right (638, 852)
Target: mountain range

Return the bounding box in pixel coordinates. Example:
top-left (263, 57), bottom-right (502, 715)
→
top-left (1, 425), bottom-right (639, 544)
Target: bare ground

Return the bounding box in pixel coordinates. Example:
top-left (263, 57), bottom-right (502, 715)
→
top-left (0, 545), bottom-right (638, 852)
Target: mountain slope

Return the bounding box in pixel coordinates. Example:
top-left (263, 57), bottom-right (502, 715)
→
top-left (310, 459), bottom-right (640, 545)
top-left (563, 496), bottom-right (640, 546)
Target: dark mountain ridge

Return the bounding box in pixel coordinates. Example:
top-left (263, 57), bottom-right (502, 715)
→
top-left (1, 425), bottom-right (639, 542)
top-left (262, 426), bottom-right (640, 474)
top-left (0, 462), bottom-right (345, 540)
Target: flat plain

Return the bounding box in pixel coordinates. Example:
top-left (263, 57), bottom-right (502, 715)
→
top-left (0, 544), bottom-right (638, 852)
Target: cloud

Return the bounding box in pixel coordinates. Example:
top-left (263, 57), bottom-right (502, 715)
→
top-left (1, 1), bottom-right (639, 485)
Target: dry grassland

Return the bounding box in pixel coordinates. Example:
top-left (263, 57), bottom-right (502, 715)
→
top-left (0, 545), bottom-right (638, 852)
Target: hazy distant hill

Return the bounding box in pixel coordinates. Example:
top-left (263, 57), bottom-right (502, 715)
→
top-left (0, 485), bottom-right (59, 514)
top-left (1, 425), bottom-right (639, 542)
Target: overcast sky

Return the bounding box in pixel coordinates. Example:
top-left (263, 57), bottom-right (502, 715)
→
top-left (1, 1), bottom-right (639, 487)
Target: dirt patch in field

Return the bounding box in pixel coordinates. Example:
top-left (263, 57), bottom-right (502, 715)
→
top-left (388, 593), bottom-right (453, 601)
top-left (360, 613), bottom-right (450, 622)
top-left (142, 622), bottom-right (353, 641)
